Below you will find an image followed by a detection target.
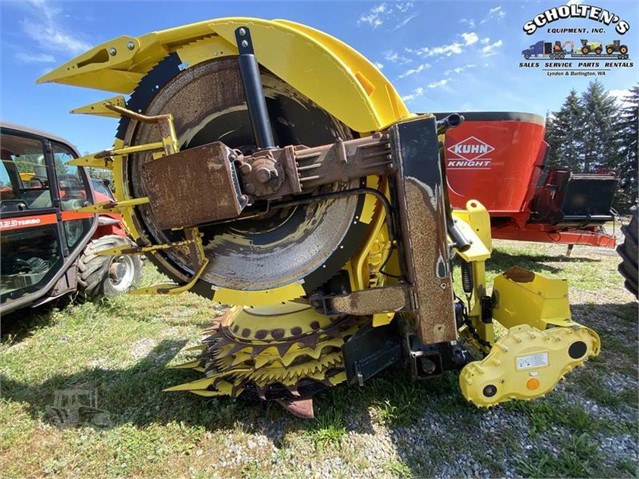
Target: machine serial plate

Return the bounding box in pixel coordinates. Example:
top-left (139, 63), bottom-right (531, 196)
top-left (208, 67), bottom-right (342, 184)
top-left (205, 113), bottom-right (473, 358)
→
top-left (516, 352), bottom-right (549, 370)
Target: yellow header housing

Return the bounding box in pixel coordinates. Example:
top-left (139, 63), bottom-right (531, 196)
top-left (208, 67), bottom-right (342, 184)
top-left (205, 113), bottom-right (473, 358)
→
top-left (37, 17), bottom-right (410, 133)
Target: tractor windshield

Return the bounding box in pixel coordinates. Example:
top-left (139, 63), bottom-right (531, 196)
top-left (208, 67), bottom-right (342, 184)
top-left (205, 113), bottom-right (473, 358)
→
top-left (0, 134), bottom-right (53, 209)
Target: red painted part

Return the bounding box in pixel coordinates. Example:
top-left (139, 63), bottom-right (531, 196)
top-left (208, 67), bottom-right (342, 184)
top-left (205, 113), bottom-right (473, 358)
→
top-left (492, 222), bottom-right (616, 247)
top-left (92, 191), bottom-right (127, 238)
top-left (442, 112), bottom-right (614, 247)
top-left (95, 218), bottom-right (127, 238)
top-left (0, 213), bottom-right (58, 231)
top-left (445, 114), bottom-right (546, 215)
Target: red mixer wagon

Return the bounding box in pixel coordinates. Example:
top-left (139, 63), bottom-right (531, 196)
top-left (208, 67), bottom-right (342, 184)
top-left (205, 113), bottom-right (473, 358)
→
top-left (438, 112), bottom-right (617, 247)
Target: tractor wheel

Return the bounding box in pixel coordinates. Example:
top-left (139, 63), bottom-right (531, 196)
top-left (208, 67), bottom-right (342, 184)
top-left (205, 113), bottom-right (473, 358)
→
top-left (78, 235), bottom-right (142, 301)
top-left (620, 45), bottom-right (628, 54)
top-left (617, 208), bottom-right (638, 299)
top-left (607, 46), bottom-right (614, 54)
top-left (582, 46), bottom-right (590, 54)
top-left (595, 47), bottom-right (603, 55)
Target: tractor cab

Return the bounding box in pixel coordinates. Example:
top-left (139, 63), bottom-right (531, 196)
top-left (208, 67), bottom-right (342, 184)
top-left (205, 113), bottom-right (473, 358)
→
top-left (0, 123), bottom-right (97, 312)
top-left (1, 122), bottom-right (143, 315)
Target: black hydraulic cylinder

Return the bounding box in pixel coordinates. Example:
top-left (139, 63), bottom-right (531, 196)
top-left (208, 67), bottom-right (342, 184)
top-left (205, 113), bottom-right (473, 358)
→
top-left (235, 26), bottom-right (276, 150)
top-left (436, 113), bottom-right (464, 135)
top-left (435, 113), bottom-right (471, 252)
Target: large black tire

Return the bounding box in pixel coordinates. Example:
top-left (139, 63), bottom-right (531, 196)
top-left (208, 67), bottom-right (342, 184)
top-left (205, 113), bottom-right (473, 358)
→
top-left (617, 209), bottom-right (638, 299)
top-left (78, 235), bottom-right (143, 301)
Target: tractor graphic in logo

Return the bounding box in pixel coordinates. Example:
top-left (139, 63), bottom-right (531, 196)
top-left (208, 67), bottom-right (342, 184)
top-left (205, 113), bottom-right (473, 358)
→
top-left (46, 389), bottom-right (111, 429)
top-left (447, 136), bottom-right (495, 169)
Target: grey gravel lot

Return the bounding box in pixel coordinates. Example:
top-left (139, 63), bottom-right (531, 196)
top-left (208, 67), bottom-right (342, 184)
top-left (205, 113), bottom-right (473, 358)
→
top-left (1, 238), bottom-right (637, 478)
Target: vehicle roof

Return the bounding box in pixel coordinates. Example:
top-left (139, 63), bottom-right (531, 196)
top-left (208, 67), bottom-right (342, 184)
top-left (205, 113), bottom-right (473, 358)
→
top-left (0, 121), bottom-right (81, 156)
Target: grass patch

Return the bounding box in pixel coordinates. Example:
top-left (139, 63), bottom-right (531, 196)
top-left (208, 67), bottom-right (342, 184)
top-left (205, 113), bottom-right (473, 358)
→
top-left (305, 396), bottom-right (348, 449)
top-left (385, 459), bottom-right (412, 478)
top-left (0, 242), bottom-right (636, 478)
top-left (515, 433), bottom-right (605, 478)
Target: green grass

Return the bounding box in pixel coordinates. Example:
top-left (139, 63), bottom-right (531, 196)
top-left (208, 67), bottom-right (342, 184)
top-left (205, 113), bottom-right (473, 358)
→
top-left (515, 433), bottom-right (605, 478)
top-left (1, 239), bottom-right (637, 478)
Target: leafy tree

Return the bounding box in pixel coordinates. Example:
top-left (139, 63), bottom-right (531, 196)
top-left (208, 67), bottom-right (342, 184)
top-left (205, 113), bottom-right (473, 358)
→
top-left (580, 80), bottom-right (619, 173)
top-left (615, 84), bottom-right (638, 211)
top-left (545, 89), bottom-right (583, 171)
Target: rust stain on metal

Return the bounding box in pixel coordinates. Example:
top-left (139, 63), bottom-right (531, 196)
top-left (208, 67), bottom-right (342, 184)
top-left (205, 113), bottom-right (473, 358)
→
top-left (504, 266), bottom-right (536, 283)
top-left (403, 179), bottom-right (456, 344)
top-left (141, 142), bottom-right (242, 229)
top-left (324, 285), bottom-right (409, 315)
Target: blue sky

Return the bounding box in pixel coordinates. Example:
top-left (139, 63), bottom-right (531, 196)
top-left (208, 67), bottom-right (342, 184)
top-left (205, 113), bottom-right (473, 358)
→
top-left (1, 0), bottom-right (637, 153)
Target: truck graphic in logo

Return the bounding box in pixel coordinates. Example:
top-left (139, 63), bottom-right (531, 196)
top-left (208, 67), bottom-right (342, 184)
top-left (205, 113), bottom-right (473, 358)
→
top-left (447, 136), bottom-right (494, 169)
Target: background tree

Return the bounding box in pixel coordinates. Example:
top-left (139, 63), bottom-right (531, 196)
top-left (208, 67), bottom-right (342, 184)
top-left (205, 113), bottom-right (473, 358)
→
top-left (615, 84), bottom-right (638, 211)
top-left (545, 89), bottom-right (583, 171)
top-left (579, 81), bottom-right (619, 173)
top-left (545, 81), bottom-right (636, 213)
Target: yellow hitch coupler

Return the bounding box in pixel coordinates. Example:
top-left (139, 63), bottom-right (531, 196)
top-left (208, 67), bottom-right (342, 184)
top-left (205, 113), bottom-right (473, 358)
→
top-left (459, 266), bottom-right (600, 407)
top-left (460, 323), bottom-right (600, 406)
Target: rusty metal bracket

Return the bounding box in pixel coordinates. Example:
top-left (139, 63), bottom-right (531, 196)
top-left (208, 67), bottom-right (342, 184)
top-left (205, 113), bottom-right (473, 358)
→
top-left (141, 142), bottom-right (247, 229)
top-left (130, 227), bottom-right (208, 295)
top-left (105, 103), bottom-right (179, 156)
top-left (95, 238), bottom-right (199, 257)
top-left (130, 257), bottom-right (210, 295)
top-left (310, 285), bottom-right (410, 316)
top-left (389, 116), bottom-right (457, 345)
top-left (76, 197), bottom-right (150, 214)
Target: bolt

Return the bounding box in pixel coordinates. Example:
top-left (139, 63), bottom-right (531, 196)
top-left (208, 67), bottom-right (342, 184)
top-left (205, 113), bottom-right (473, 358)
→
top-left (419, 357), bottom-right (437, 375)
top-left (127, 41), bottom-right (135, 50)
top-left (255, 167), bottom-right (275, 183)
top-left (244, 183), bottom-right (256, 194)
top-left (239, 28), bottom-right (247, 36)
top-left (108, 47), bottom-right (117, 56)
top-left (239, 163), bottom-right (252, 175)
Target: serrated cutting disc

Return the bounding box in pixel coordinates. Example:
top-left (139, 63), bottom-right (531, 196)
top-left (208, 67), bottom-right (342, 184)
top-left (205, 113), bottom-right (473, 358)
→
top-left (123, 57), bottom-right (371, 296)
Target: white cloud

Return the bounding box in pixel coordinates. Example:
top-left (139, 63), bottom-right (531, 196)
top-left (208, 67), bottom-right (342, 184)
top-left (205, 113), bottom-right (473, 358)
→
top-left (412, 42), bottom-right (463, 58)
top-left (480, 5), bottom-right (506, 24)
top-left (398, 62), bottom-right (431, 79)
top-left (374, 61), bottom-right (384, 70)
top-left (358, 3), bottom-right (388, 28)
top-left (383, 49), bottom-right (412, 64)
top-left (461, 32), bottom-right (479, 46)
top-left (566, 0), bottom-right (584, 5)
top-left (392, 13), bottom-right (419, 31)
top-left (481, 39), bottom-right (503, 56)
top-left (401, 79), bottom-right (449, 102)
top-left (460, 18), bottom-right (476, 28)
top-left (15, 52), bottom-right (56, 63)
top-left (609, 89), bottom-right (631, 106)
top-left (428, 79), bottom-right (449, 89)
top-left (480, 38), bottom-right (491, 45)
top-left (358, 2), bottom-right (417, 30)
top-left (409, 32), bottom-right (482, 58)
top-left (402, 87), bottom-right (425, 102)
top-left (444, 64), bottom-right (478, 76)
top-left (22, 0), bottom-right (92, 55)
top-left (396, 2), bottom-right (414, 13)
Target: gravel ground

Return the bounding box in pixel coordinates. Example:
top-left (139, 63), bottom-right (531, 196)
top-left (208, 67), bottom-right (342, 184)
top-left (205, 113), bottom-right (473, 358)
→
top-left (1, 238), bottom-right (637, 478)
top-left (194, 238), bottom-right (638, 478)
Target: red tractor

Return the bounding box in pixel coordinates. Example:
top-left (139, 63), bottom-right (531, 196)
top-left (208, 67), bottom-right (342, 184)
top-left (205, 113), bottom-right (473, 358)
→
top-left (437, 112), bottom-right (617, 248)
top-left (0, 122), bottom-right (142, 315)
